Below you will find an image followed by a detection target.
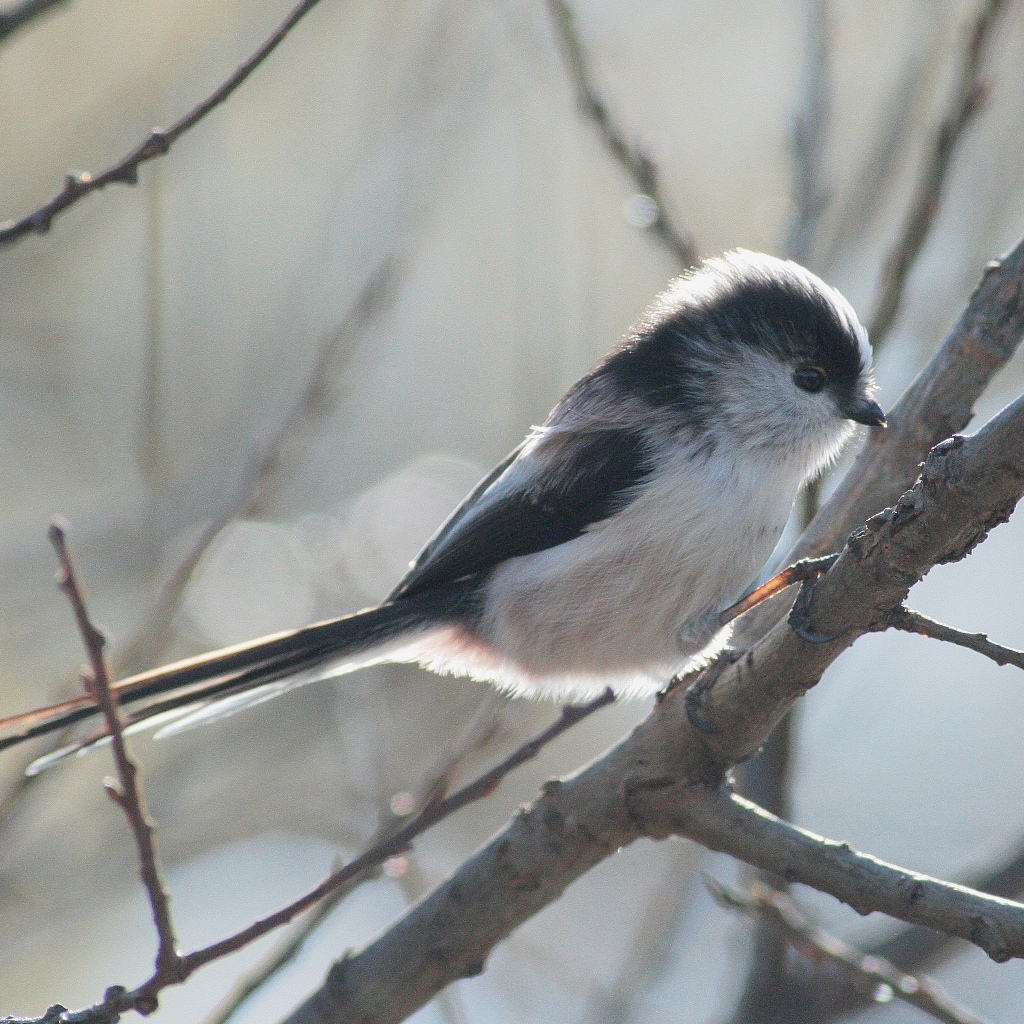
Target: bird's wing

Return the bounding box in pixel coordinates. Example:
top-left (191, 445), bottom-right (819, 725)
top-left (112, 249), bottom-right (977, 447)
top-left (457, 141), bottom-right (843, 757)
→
top-left (391, 425), bottom-right (654, 600)
top-left (0, 425), bottom-right (654, 761)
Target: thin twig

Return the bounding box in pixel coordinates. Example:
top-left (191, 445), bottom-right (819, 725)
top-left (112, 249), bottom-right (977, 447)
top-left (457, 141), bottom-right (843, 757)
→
top-left (0, 0), bottom-right (68, 44)
top-left (202, 692), bottom-right (507, 1024)
top-left (178, 691), bottom-right (613, 972)
top-left (888, 606), bottom-right (1024, 672)
top-left (785, 0), bottom-right (832, 265)
top-left (112, 255), bottom-right (397, 678)
top-left (13, 690), bottom-right (611, 1022)
top-left (0, 0), bottom-right (328, 245)
top-left (869, 0), bottom-right (1009, 348)
top-left (48, 522), bottom-right (180, 989)
top-left (544, 0), bottom-right (698, 269)
top-left (709, 878), bottom-right (994, 1024)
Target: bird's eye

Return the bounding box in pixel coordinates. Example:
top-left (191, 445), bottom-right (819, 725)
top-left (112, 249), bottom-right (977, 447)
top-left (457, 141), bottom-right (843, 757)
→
top-left (793, 365), bottom-right (827, 393)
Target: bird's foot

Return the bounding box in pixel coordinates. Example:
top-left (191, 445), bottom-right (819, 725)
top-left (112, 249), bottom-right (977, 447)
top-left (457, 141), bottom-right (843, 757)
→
top-left (719, 553), bottom-right (839, 625)
top-left (787, 559), bottom-right (844, 644)
top-left (683, 646), bottom-right (746, 735)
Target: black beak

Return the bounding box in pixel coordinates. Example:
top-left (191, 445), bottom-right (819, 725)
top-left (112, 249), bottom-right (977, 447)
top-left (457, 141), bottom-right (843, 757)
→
top-left (844, 397), bottom-right (887, 428)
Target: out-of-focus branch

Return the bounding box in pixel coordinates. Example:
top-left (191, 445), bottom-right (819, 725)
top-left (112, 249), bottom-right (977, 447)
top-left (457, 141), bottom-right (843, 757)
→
top-left (280, 367), bottom-right (1024, 1023)
top-left (7, 691), bottom-right (610, 1023)
top-left (888, 606), bottom-right (1024, 672)
top-left (581, 841), bottom-right (704, 1024)
top-left (544, 0), bottom-right (699, 269)
top-left (710, 879), bottom-right (993, 1024)
top-left (49, 522), bottom-right (180, 995)
top-left (203, 693), bottom-right (507, 1024)
top-left (868, 0), bottom-right (1009, 348)
top-left (113, 255), bottom-right (398, 678)
top-left (0, 0), bottom-right (68, 44)
top-left (821, 21), bottom-right (935, 264)
top-left (0, 0), bottom-right (328, 245)
top-left (785, 0), bottom-right (832, 265)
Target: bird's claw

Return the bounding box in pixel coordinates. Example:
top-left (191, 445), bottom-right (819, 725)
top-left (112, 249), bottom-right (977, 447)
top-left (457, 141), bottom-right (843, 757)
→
top-left (787, 565), bottom-right (844, 644)
top-left (683, 647), bottom-right (746, 735)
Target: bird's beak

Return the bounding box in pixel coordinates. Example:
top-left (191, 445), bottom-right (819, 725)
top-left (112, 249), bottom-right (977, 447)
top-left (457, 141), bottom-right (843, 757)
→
top-left (843, 397), bottom-right (887, 428)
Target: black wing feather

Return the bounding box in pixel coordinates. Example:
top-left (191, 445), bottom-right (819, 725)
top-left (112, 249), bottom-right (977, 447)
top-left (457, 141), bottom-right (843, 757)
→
top-left (391, 428), bottom-right (653, 600)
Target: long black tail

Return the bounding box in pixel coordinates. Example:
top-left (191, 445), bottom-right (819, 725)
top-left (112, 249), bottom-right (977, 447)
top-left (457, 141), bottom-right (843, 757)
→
top-left (0, 586), bottom-right (472, 761)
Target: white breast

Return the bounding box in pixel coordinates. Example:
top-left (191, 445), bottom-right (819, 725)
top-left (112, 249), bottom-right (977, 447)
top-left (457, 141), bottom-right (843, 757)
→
top-left (436, 447), bottom-right (808, 700)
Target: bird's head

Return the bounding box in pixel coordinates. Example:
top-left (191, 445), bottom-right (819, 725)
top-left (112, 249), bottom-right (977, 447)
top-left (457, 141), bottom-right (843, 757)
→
top-left (621, 250), bottom-right (884, 476)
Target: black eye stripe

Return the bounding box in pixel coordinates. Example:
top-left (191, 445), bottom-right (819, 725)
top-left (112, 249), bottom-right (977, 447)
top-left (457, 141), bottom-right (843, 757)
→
top-left (793, 365), bottom-right (826, 393)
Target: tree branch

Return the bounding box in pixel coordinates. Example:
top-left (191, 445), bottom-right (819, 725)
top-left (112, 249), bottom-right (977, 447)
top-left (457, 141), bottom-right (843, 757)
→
top-left (202, 693), bottom-right (507, 1024)
top-left (544, 0), bottom-right (699, 269)
top-left (280, 373), bottom-right (1024, 1023)
top-left (112, 254), bottom-right (398, 680)
top-left (0, 0), bottom-right (328, 246)
top-left (4, 691), bottom-right (610, 1023)
top-left (710, 878), bottom-right (993, 1024)
top-left (868, 0), bottom-right (1009, 348)
top-left (887, 606), bottom-right (1024, 673)
top-left (48, 522), bottom-right (180, 995)
top-left (784, 0), bottom-right (832, 265)
top-left (0, 0), bottom-right (69, 45)
top-left (734, 231), bottom-right (1024, 649)
top-left (795, 828), bottom-right (1024, 1023)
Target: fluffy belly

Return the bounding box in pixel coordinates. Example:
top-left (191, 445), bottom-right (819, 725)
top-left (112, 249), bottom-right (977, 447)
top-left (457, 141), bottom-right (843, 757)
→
top-left (457, 516), bottom-right (770, 699)
top-left (406, 455), bottom-right (798, 700)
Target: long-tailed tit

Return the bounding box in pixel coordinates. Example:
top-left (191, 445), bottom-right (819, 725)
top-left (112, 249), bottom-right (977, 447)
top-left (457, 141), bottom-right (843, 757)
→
top-left (0, 250), bottom-right (885, 759)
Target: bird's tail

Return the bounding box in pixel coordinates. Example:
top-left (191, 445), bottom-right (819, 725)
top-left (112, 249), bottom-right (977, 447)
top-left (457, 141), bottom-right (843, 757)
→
top-left (0, 586), bottom-right (472, 770)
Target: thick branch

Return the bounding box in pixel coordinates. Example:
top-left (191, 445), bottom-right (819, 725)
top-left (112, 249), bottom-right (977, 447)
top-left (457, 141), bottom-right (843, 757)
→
top-left (282, 383), bottom-right (1024, 1024)
top-left (734, 231), bottom-right (1024, 648)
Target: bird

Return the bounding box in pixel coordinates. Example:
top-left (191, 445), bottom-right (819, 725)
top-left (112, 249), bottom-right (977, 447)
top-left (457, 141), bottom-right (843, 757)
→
top-left (0, 250), bottom-right (885, 765)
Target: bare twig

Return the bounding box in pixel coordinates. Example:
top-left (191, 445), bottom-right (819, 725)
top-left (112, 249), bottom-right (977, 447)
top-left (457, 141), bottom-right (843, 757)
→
top-left (0, 0), bottom-right (68, 44)
top-left (180, 691), bottom-right (613, 972)
top-left (785, 0), bottom-right (832, 265)
top-left (710, 878), bottom-right (993, 1024)
top-left (544, 0), bottom-right (699, 269)
top-left (113, 255), bottom-right (397, 678)
top-left (0, 0), bottom-right (328, 245)
top-left (868, 0), bottom-right (1009, 348)
top-left (48, 522), bottom-right (180, 989)
top-left (888, 606), bottom-right (1024, 672)
top-left (11, 689), bottom-right (610, 1023)
top-left (202, 693), bottom-right (507, 1024)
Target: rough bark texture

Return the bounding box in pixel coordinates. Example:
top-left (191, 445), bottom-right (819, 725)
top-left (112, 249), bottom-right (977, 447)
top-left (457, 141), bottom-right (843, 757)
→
top-left (281, 242), bottom-right (1024, 1024)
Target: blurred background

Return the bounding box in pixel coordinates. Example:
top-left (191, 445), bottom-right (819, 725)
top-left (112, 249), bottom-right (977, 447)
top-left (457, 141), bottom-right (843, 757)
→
top-left (1, 0), bottom-right (1024, 1021)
